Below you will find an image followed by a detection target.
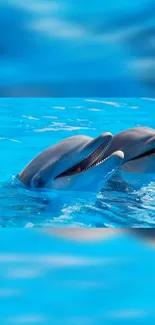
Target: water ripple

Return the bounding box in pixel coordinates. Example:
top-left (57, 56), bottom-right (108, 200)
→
top-left (0, 98), bottom-right (155, 227)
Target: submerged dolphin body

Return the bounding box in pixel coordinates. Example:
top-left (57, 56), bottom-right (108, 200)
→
top-left (19, 133), bottom-right (124, 192)
top-left (101, 127), bottom-right (155, 174)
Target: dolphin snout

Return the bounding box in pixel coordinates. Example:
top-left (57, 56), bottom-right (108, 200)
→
top-left (82, 132), bottom-right (113, 156)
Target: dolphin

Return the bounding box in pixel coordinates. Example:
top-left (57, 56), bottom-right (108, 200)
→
top-left (100, 126), bottom-right (155, 174)
top-left (19, 133), bottom-right (124, 192)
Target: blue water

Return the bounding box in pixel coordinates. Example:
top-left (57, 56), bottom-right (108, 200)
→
top-left (0, 229), bottom-right (155, 324)
top-left (0, 97), bottom-right (155, 228)
top-left (0, 0), bottom-right (155, 97)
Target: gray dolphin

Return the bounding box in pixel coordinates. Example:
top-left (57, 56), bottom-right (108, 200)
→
top-left (101, 126), bottom-right (155, 174)
top-left (19, 133), bottom-right (124, 192)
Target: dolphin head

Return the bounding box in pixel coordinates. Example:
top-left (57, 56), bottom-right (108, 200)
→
top-left (19, 133), bottom-right (124, 192)
top-left (103, 127), bottom-right (155, 174)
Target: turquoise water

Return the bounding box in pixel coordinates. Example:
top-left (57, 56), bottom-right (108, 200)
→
top-left (0, 0), bottom-right (154, 97)
top-left (0, 97), bottom-right (155, 228)
top-left (0, 230), bottom-right (155, 324)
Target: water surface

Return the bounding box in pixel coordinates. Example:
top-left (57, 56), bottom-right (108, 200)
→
top-left (0, 97), bottom-right (155, 228)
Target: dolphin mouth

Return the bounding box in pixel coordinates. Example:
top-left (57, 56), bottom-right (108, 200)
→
top-left (129, 148), bottom-right (155, 161)
top-left (54, 141), bottom-right (111, 179)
